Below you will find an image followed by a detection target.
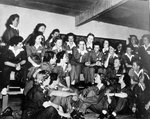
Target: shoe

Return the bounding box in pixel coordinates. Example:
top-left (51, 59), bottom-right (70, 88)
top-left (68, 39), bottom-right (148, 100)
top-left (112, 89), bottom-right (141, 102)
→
top-left (98, 113), bottom-right (108, 119)
top-left (71, 110), bottom-right (85, 119)
top-left (108, 114), bottom-right (116, 119)
top-left (0, 107), bottom-right (13, 117)
top-left (1, 88), bottom-right (8, 95)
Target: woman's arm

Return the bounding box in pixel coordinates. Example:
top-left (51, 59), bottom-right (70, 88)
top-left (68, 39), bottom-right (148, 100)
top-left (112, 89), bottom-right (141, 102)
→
top-left (50, 90), bottom-right (76, 97)
top-left (28, 56), bottom-right (40, 67)
top-left (106, 92), bottom-right (128, 98)
top-left (19, 60), bottom-right (26, 65)
top-left (4, 61), bottom-right (16, 67)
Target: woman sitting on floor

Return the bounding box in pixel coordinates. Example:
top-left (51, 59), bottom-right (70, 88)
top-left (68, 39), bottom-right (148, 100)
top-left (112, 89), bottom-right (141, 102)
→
top-left (104, 73), bottom-right (134, 119)
top-left (21, 70), bottom-right (71, 119)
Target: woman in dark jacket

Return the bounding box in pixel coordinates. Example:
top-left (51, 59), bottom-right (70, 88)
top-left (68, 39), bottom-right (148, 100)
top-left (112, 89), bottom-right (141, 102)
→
top-left (22, 70), bottom-right (70, 119)
top-left (1, 36), bottom-right (27, 92)
top-left (2, 14), bottom-right (19, 45)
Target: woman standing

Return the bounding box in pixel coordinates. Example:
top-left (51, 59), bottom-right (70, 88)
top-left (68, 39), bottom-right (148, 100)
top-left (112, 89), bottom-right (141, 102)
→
top-left (2, 14), bottom-right (20, 45)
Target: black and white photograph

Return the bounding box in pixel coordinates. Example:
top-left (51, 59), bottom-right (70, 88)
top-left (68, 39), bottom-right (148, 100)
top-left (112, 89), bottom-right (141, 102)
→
top-left (0, 0), bottom-right (149, 119)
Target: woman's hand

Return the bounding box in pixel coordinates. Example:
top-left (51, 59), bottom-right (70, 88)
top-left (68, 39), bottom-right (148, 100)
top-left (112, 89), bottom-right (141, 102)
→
top-left (16, 63), bottom-right (21, 70)
top-left (43, 101), bottom-right (51, 108)
top-left (79, 94), bottom-right (85, 101)
top-left (85, 62), bottom-right (90, 66)
top-left (145, 101), bottom-right (150, 110)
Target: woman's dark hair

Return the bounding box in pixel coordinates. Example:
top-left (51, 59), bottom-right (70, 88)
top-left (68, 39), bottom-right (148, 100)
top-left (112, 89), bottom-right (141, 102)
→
top-left (93, 41), bottom-right (101, 50)
top-left (77, 37), bottom-right (86, 45)
top-left (5, 14), bottom-right (19, 28)
top-left (122, 73), bottom-right (131, 87)
top-left (125, 45), bottom-right (132, 51)
top-left (43, 51), bottom-right (56, 62)
top-left (30, 54), bottom-right (41, 64)
top-left (103, 40), bottom-right (109, 47)
top-left (9, 36), bottom-right (23, 46)
top-left (129, 35), bottom-right (139, 45)
top-left (51, 36), bottom-right (63, 47)
top-left (28, 32), bottom-right (43, 46)
top-left (56, 51), bottom-right (66, 63)
top-left (66, 32), bottom-right (76, 42)
top-left (49, 73), bottom-right (58, 85)
top-left (47, 29), bottom-right (60, 40)
top-left (87, 33), bottom-right (95, 40)
top-left (33, 23), bottom-right (46, 34)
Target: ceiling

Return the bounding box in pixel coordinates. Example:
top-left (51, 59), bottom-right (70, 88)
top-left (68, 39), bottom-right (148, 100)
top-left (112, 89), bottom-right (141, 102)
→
top-left (0, 0), bottom-right (149, 31)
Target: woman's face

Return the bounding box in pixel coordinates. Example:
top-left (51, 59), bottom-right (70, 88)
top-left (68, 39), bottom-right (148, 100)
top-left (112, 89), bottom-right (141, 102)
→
top-left (126, 47), bottom-right (132, 54)
top-left (94, 74), bottom-right (101, 84)
top-left (68, 36), bottom-right (74, 43)
top-left (16, 42), bottom-right (23, 49)
top-left (143, 37), bottom-right (150, 45)
top-left (131, 37), bottom-right (136, 45)
top-left (35, 35), bottom-right (43, 44)
top-left (36, 73), bottom-right (44, 83)
top-left (62, 54), bottom-right (69, 63)
top-left (94, 45), bottom-right (100, 52)
top-left (104, 40), bottom-right (109, 48)
top-left (78, 41), bottom-right (85, 51)
top-left (50, 54), bottom-right (57, 64)
top-left (52, 32), bottom-right (60, 38)
top-left (12, 17), bottom-right (19, 27)
top-left (118, 75), bottom-right (124, 84)
top-left (114, 59), bottom-right (120, 68)
top-left (87, 35), bottom-right (94, 44)
top-left (109, 46), bottom-right (115, 54)
top-left (132, 62), bottom-right (139, 71)
top-left (56, 39), bottom-right (62, 47)
top-left (38, 26), bottom-right (46, 33)
top-left (43, 76), bottom-right (51, 87)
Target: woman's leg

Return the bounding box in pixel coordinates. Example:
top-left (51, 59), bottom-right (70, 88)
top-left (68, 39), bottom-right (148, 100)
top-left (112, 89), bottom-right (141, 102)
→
top-left (35, 106), bottom-right (61, 119)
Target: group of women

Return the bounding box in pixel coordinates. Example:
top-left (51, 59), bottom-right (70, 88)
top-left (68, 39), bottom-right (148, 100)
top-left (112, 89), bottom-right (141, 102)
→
top-left (0, 13), bottom-right (150, 119)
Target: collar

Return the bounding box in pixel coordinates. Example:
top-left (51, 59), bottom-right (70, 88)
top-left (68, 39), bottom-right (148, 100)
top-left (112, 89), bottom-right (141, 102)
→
top-left (86, 43), bottom-right (93, 49)
top-left (10, 24), bottom-right (18, 30)
top-left (66, 42), bottom-right (76, 49)
top-left (97, 83), bottom-right (104, 90)
top-left (133, 44), bottom-right (138, 48)
top-left (34, 43), bottom-right (42, 49)
top-left (143, 44), bottom-right (150, 51)
top-left (52, 45), bottom-right (62, 51)
top-left (102, 47), bottom-right (109, 53)
top-left (77, 48), bottom-right (87, 55)
top-left (9, 46), bottom-right (24, 57)
top-left (125, 53), bottom-right (134, 61)
top-left (109, 53), bottom-right (118, 58)
top-left (133, 69), bottom-right (144, 80)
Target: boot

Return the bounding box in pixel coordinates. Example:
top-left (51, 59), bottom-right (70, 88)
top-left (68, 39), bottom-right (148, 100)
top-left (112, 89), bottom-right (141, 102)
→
top-left (0, 107), bottom-right (13, 117)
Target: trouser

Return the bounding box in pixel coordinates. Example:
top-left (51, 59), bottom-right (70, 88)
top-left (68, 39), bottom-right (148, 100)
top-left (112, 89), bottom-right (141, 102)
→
top-left (21, 106), bottom-right (61, 119)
